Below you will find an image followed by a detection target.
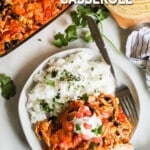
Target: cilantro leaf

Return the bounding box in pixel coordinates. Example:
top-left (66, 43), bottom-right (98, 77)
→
top-left (53, 5), bottom-right (110, 48)
top-left (82, 93), bottom-right (88, 101)
top-left (53, 32), bottom-right (68, 47)
top-left (0, 74), bottom-right (16, 100)
top-left (70, 11), bottom-right (80, 26)
top-left (76, 124), bottom-right (81, 131)
top-left (45, 79), bottom-right (55, 87)
top-left (65, 25), bottom-right (78, 42)
top-left (92, 125), bottom-right (102, 136)
top-left (40, 100), bottom-right (52, 113)
top-left (80, 16), bottom-right (87, 27)
top-left (96, 7), bottom-right (109, 22)
top-left (0, 74), bottom-right (11, 86)
top-left (77, 5), bottom-right (93, 16)
top-left (51, 70), bottom-right (58, 78)
top-left (81, 31), bottom-right (93, 43)
top-left (1, 81), bottom-right (16, 99)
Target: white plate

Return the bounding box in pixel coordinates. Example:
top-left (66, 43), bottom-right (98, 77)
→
top-left (18, 48), bottom-right (140, 150)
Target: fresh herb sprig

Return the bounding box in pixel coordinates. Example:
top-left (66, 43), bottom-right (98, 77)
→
top-left (53, 24), bottom-right (78, 47)
top-left (53, 5), bottom-right (109, 47)
top-left (0, 74), bottom-right (16, 99)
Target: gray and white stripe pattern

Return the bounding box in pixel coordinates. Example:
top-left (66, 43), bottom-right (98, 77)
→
top-left (126, 27), bottom-right (150, 90)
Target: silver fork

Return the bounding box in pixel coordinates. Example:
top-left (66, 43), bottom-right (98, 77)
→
top-left (87, 16), bottom-right (139, 130)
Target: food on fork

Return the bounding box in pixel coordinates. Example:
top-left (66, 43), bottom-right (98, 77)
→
top-left (105, 0), bottom-right (150, 29)
top-left (35, 93), bottom-right (133, 150)
top-left (0, 0), bottom-right (69, 56)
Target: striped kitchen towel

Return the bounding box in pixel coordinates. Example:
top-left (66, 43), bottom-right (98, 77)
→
top-left (126, 27), bottom-right (150, 90)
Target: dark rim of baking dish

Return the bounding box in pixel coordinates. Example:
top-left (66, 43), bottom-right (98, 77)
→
top-left (0, 4), bottom-right (73, 57)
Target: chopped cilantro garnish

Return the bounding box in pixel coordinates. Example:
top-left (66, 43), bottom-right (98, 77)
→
top-left (45, 79), bottom-right (55, 87)
top-left (40, 100), bottom-right (52, 113)
top-left (76, 124), bottom-right (81, 131)
top-left (99, 75), bottom-right (103, 80)
top-left (91, 67), bottom-right (94, 71)
top-left (60, 70), bottom-right (80, 81)
top-left (55, 93), bottom-right (60, 99)
top-left (82, 93), bottom-right (88, 101)
top-left (92, 125), bottom-right (102, 136)
top-left (51, 70), bottom-right (58, 78)
top-left (0, 74), bottom-right (16, 100)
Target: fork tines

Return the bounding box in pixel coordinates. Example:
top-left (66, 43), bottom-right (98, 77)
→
top-left (119, 94), bottom-right (138, 125)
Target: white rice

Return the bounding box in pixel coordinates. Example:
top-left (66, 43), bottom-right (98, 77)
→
top-left (26, 51), bottom-right (115, 123)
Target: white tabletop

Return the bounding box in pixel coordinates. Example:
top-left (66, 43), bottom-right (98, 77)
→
top-left (0, 6), bottom-right (150, 150)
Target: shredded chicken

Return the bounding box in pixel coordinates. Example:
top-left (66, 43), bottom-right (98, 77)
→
top-left (35, 93), bottom-right (133, 150)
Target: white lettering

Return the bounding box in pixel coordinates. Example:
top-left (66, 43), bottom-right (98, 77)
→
top-left (100, 0), bottom-right (109, 4)
top-left (108, 0), bottom-right (118, 4)
top-left (93, 0), bottom-right (100, 4)
top-left (118, 0), bottom-right (126, 5)
top-left (85, 0), bottom-right (93, 4)
top-left (77, 0), bottom-right (84, 4)
top-left (60, 0), bottom-right (133, 5)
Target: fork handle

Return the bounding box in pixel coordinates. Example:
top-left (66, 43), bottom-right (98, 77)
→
top-left (87, 16), bottom-right (115, 78)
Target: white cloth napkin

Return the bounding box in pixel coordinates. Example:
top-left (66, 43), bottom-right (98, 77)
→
top-left (126, 27), bottom-right (150, 90)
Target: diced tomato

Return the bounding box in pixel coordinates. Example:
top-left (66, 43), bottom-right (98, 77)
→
top-left (75, 112), bottom-right (83, 118)
top-left (79, 134), bottom-right (88, 140)
top-left (117, 109), bottom-right (126, 123)
top-left (78, 106), bottom-right (92, 117)
top-left (91, 137), bottom-right (102, 143)
top-left (78, 106), bottom-right (87, 112)
top-left (64, 122), bottom-right (74, 131)
top-left (84, 110), bottom-right (92, 117)
top-left (79, 106), bottom-right (91, 112)
top-left (83, 122), bottom-right (92, 129)
top-left (59, 141), bottom-right (68, 149)
top-left (73, 135), bottom-right (82, 146)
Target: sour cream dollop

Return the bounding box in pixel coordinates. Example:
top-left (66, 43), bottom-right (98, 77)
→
top-left (72, 106), bottom-right (102, 140)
